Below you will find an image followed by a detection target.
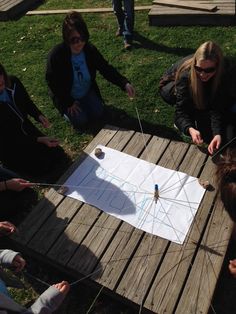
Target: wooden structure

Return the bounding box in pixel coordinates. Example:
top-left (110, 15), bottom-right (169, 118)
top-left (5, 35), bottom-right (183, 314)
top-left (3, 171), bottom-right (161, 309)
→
top-left (26, 6), bottom-right (152, 16)
top-left (11, 125), bottom-right (233, 313)
top-left (0, 0), bottom-right (38, 21)
top-left (149, 0), bottom-right (236, 26)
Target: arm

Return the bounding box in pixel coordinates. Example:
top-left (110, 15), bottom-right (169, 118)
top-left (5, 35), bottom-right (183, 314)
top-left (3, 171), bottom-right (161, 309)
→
top-left (29, 281), bottom-right (69, 314)
top-left (174, 73), bottom-right (199, 137)
top-left (46, 45), bottom-right (75, 113)
top-left (207, 108), bottom-right (222, 154)
top-left (12, 76), bottom-right (43, 121)
top-left (0, 249), bottom-right (19, 267)
top-left (0, 221), bottom-right (16, 236)
top-left (0, 178), bottom-right (34, 192)
top-left (88, 44), bottom-right (131, 91)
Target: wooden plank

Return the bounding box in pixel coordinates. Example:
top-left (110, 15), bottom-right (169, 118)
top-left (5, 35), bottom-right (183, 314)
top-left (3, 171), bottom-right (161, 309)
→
top-left (27, 197), bottom-right (82, 254)
top-left (153, 0), bottom-right (217, 12)
top-left (66, 131), bottom-right (152, 275)
top-left (144, 155), bottom-right (220, 313)
top-left (149, 7), bottom-right (235, 26)
top-left (47, 129), bottom-right (136, 269)
top-left (0, 0), bottom-right (23, 11)
top-left (175, 200), bottom-right (233, 313)
top-left (149, 5), bottom-right (234, 15)
top-left (11, 125), bottom-right (119, 246)
top-left (47, 204), bottom-right (101, 265)
top-left (26, 6), bottom-right (152, 15)
top-left (93, 136), bottom-right (170, 290)
top-left (116, 141), bottom-right (190, 302)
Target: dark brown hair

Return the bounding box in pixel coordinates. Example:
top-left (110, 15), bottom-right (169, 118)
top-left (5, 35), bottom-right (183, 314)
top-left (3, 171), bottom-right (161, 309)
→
top-left (0, 63), bottom-right (10, 87)
top-left (62, 11), bottom-right (89, 45)
top-left (216, 147), bottom-right (236, 221)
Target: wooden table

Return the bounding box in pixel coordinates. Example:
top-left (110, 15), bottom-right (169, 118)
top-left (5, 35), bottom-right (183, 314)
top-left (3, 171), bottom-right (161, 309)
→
top-left (12, 125), bottom-right (233, 313)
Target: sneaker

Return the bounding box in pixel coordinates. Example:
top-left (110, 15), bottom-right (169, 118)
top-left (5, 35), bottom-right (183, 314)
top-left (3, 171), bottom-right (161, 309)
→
top-left (115, 29), bottom-right (123, 37)
top-left (124, 42), bottom-right (132, 50)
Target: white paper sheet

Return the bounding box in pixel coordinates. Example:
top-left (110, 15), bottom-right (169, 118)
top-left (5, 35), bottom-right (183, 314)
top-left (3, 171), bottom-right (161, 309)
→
top-left (63, 145), bottom-right (205, 244)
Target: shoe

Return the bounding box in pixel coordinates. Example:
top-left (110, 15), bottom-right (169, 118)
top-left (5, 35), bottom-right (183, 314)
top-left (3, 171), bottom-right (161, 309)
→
top-left (124, 42), bottom-right (132, 50)
top-left (115, 29), bottom-right (123, 37)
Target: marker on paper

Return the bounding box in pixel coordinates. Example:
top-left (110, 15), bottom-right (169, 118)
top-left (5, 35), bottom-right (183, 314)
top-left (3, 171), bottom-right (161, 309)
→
top-left (154, 184), bottom-right (159, 203)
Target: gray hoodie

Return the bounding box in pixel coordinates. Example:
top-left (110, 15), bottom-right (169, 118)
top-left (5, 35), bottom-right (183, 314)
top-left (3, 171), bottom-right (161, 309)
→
top-left (0, 249), bottom-right (65, 313)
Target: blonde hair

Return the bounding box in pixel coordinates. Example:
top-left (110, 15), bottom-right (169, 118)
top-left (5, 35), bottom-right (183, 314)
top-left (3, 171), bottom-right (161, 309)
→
top-left (176, 41), bottom-right (224, 109)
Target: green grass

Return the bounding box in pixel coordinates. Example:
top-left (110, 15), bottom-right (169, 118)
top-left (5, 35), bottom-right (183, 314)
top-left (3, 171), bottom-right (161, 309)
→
top-left (1, 0), bottom-right (236, 312)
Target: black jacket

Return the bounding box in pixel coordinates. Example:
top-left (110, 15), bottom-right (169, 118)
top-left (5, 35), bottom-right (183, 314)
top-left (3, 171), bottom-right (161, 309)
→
top-left (174, 70), bottom-right (224, 136)
top-left (173, 58), bottom-right (232, 136)
top-left (46, 42), bottom-right (130, 115)
top-left (0, 75), bottom-right (43, 147)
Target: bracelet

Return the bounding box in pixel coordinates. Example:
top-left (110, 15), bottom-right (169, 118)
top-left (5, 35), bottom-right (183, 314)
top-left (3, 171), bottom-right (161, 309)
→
top-left (4, 180), bottom-right (8, 191)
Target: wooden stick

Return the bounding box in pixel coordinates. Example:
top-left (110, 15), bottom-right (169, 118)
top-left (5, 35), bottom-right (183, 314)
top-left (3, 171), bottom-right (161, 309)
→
top-left (152, 0), bottom-right (217, 12)
top-left (26, 6), bottom-right (151, 16)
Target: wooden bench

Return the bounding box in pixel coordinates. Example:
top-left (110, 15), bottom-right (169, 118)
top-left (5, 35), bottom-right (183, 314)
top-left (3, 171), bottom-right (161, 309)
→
top-left (149, 0), bottom-right (236, 26)
top-left (11, 125), bottom-right (233, 313)
top-left (0, 0), bottom-right (39, 21)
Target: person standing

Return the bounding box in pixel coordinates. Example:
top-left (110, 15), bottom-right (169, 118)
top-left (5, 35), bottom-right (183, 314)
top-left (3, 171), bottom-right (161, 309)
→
top-left (112, 0), bottom-right (134, 49)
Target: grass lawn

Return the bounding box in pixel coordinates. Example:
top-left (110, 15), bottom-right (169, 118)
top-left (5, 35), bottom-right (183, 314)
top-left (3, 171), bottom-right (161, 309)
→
top-left (1, 0), bottom-right (236, 313)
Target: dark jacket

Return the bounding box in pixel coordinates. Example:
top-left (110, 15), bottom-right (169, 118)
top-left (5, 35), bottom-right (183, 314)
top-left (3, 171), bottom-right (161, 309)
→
top-left (160, 56), bottom-right (231, 137)
top-left (174, 70), bottom-right (224, 137)
top-left (46, 42), bottom-right (130, 115)
top-left (0, 75), bottom-right (43, 147)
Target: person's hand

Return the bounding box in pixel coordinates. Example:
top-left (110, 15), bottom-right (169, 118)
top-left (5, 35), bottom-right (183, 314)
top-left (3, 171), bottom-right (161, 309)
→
top-left (37, 137), bottom-right (60, 148)
top-left (125, 83), bottom-right (135, 99)
top-left (188, 127), bottom-right (203, 145)
top-left (67, 101), bottom-right (81, 116)
top-left (12, 255), bottom-right (26, 272)
top-left (38, 115), bottom-right (51, 128)
top-left (53, 281), bottom-right (70, 295)
top-left (0, 221), bottom-right (17, 236)
top-left (208, 135), bottom-right (221, 155)
top-left (229, 259), bottom-right (236, 278)
top-left (6, 178), bottom-right (34, 191)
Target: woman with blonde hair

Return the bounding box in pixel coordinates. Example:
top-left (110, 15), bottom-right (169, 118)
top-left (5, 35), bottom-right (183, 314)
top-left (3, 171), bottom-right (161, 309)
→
top-left (159, 41), bottom-right (231, 154)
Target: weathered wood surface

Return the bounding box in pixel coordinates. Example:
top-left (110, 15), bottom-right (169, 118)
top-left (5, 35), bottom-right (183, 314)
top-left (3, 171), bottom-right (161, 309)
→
top-left (11, 125), bottom-right (233, 313)
top-left (26, 6), bottom-right (152, 16)
top-left (153, 0), bottom-right (217, 12)
top-left (149, 0), bottom-right (236, 26)
top-left (0, 0), bottom-right (37, 20)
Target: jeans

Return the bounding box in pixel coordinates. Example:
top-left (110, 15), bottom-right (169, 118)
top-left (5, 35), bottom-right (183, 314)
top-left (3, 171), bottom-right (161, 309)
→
top-left (112, 0), bottom-right (134, 43)
top-left (65, 88), bottom-right (104, 130)
top-left (0, 279), bottom-right (10, 297)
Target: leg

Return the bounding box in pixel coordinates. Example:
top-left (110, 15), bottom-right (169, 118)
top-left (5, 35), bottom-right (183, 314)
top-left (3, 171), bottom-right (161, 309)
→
top-left (65, 103), bottom-right (88, 130)
top-left (0, 279), bottom-right (10, 297)
top-left (79, 89), bottom-right (104, 121)
top-left (123, 0), bottom-right (134, 44)
top-left (112, 0), bottom-right (125, 35)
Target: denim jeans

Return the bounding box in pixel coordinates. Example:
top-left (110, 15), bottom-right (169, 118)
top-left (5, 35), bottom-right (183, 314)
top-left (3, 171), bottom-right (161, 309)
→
top-left (65, 88), bottom-right (104, 130)
top-left (0, 279), bottom-right (10, 297)
top-left (112, 0), bottom-right (134, 43)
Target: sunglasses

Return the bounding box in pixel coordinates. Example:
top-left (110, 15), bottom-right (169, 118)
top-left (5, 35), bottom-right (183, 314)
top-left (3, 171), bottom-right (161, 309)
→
top-left (194, 65), bottom-right (216, 74)
top-left (69, 36), bottom-right (85, 45)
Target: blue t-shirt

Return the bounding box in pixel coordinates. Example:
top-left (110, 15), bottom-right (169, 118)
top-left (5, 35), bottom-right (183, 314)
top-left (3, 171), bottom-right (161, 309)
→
top-left (71, 51), bottom-right (91, 99)
top-left (0, 89), bottom-right (12, 104)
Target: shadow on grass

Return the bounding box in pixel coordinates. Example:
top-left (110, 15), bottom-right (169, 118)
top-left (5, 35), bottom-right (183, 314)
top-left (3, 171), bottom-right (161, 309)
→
top-left (86, 104), bottom-right (183, 142)
top-left (132, 32), bottom-right (196, 56)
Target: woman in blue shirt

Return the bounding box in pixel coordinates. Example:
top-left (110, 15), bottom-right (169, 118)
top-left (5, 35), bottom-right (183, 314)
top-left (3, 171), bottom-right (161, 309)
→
top-left (46, 11), bottom-right (135, 131)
